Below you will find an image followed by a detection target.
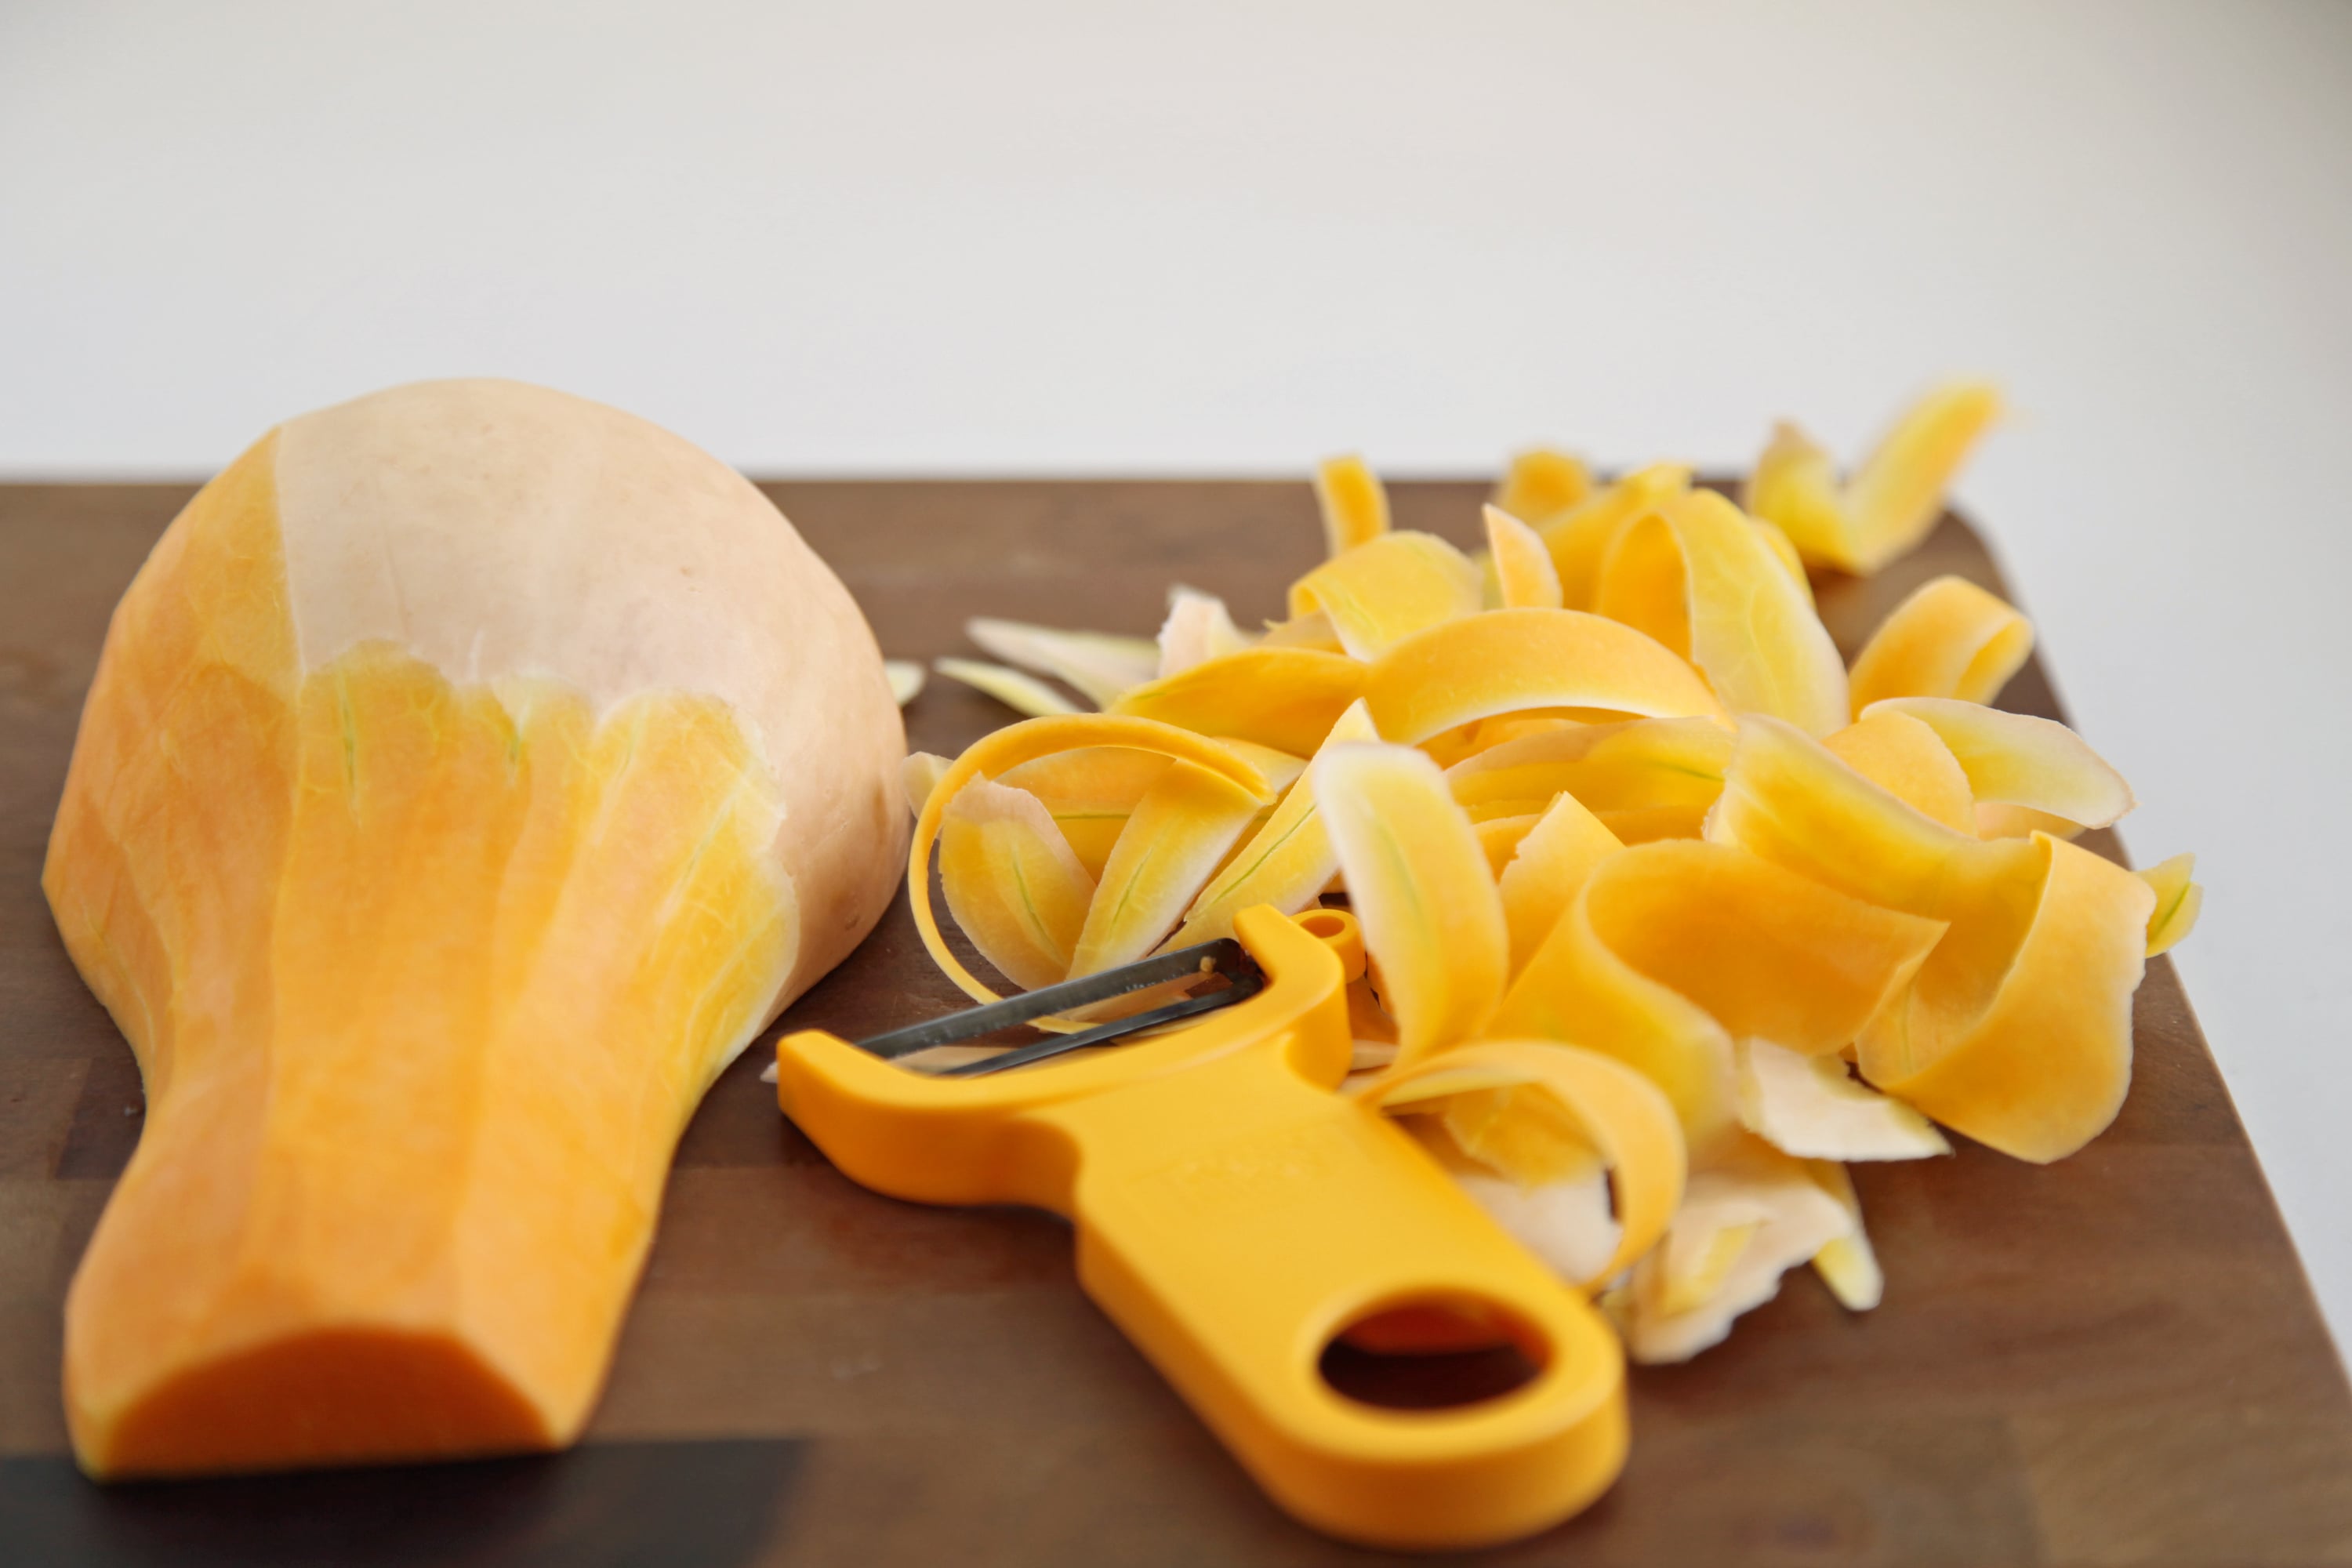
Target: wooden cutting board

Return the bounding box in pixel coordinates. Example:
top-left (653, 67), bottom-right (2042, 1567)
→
top-left (2, 479), bottom-right (2347, 1567)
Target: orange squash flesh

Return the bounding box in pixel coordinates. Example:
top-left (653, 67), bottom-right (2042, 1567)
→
top-left (46, 383), bottom-right (903, 1477)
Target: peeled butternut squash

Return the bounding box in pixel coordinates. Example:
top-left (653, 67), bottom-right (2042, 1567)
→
top-left (45, 379), bottom-right (906, 1477)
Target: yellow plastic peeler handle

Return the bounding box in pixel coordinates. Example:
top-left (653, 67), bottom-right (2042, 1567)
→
top-left (774, 906), bottom-right (1627, 1551)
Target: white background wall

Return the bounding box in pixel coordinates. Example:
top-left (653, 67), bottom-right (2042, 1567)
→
top-left (5, 2), bottom-right (2349, 1344)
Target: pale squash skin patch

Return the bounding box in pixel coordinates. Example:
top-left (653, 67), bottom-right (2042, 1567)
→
top-left (273, 379), bottom-right (905, 1006)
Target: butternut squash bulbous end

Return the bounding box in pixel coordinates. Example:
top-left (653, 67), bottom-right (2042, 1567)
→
top-left (44, 379), bottom-right (907, 1477)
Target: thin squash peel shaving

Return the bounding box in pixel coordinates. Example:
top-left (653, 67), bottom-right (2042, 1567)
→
top-left (1363, 1041), bottom-right (1683, 1291)
top-left (1542, 462), bottom-right (1693, 609)
top-left (1157, 586), bottom-right (1254, 677)
top-left (1744, 381), bottom-right (2004, 574)
top-left (1494, 448), bottom-right (1593, 525)
top-left (1446, 718), bottom-right (1733, 842)
top-left (1592, 490), bottom-right (1849, 735)
top-left (1483, 506), bottom-right (1566, 611)
top-left (1167, 700), bottom-right (1379, 948)
top-left (1367, 608), bottom-right (1726, 743)
top-left (1290, 532), bottom-right (1483, 660)
top-left (938, 779), bottom-right (1097, 990)
top-left (1862, 696), bottom-right (2134, 830)
top-left (965, 617), bottom-right (1160, 708)
top-left (1824, 710), bottom-right (1976, 832)
top-left (1848, 575), bottom-right (2034, 713)
top-left (996, 746), bottom-right (1174, 878)
top-left (1312, 742), bottom-right (1508, 1066)
top-left (1316, 455), bottom-right (1391, 557)
top-left (909, 383), bottom-right (2201, 1379)
top-left (1067, 760), bottom-right (1265, 978)
top-left (1112, 646), bottom-right (1366, 757)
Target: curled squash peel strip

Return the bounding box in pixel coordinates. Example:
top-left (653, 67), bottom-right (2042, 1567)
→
top-left (1312, 742), bottom-right (1508, 1067)
top-left (1215, 739), bottom-right (1309, 793)
top-left (907, 715), bottom-right (1273, 1017)
top-left (902, 751), bottom-right (953, 817)
top-left (1364, 1040), bottom-right (1685, 1290)
top-left (1744, 382), bottom-right (2003, 574)
top-left (1492, 840), bottom-right (1944, 1136)
top-left (1592, 491), bottom-right (1849, 735)
top-left (1315, 455), bottom-right (1390, 557)
top-left (1862, 696), bottom-right (2134, 830)
top-left (1711, 716), bottom-right (2156, 1160)
top-left (1157, 586), bottom-right (1253, 677)
top-left (938, 779), bottom-right (1098, 990)
top-left (1166, 701), bottom-right (1379, 948)
top-left (1447, 718), bottom-right (1733, 844)
top-left (1290, 532), bottom-right (1483, 661)
top-left (1706, 714), bottom-right (2017, 916)
top-left (885, 660), bottom-right (925, 706)
top-left (1753, 519), bottom-right (1813, 601)
top-left (1806, 1161), bottom-right (1885, 1312)
top-left (1112, 646), bottom-right (1367, 757)
top-left (1857, 831), bottom-right (2153, 1162)
top-left (1418, 1148), bottom-right (1619, 1290)
top-left (965, 617), bottom-right (1160, 708)
top-left (2139, 853), bottom-right (2203, 957)
top-left (1260, 608), bottom-right (1345, 652)
top-left (1068, 760), bottom-right (1266, 978)
top-left (1541, 462), bottom-right (1692, 610)
top-left (1824, 710), bottom-right (1976, 832)
top-left (1366, 609), bottom-right (1726, 745)
top-left (1735, 1039), bottom-right (1949, 1162)
top-left (1848, 575), bottom-right (2034, 713)
top-left (1475, 812), bottom-right (1546, 877)
top-left (1842, 382), bottom-right (2005, 570)
top-left (1494, 448), bottom-right (1593, 525)
top-left (1741, 426), bottom-right (1845, 572)
top-left (996, 746), bottom-right (1174, 879)
top-left (1615, 1134), bottom-right (1862, 1363)
top-left (1559, 843), bottom-right (1944, 1059)
top-left (1483, 506), bottom-right (1566, 611)
top-left (1495, 791), bottom-right (1622, 975)
top-left (933, 657), bottom-right (1082, 718)
top-left (1418, 1081), bottom-right (1603, 1190)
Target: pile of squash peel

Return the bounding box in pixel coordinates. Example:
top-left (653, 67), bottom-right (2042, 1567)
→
top-left (898, 383), bottom-right (2201, 1363)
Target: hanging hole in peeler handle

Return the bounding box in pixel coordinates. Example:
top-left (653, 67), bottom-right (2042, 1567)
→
top-left (1319, 1293), bottom-right (1548, 1412)
top-left (1293, 906), bottom-right (1365, 982)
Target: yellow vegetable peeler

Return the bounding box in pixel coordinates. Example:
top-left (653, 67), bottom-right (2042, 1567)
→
top-left (774, 905), bottom-right (1628, 1551)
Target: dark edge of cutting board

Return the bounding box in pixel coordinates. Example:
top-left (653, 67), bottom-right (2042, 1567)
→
top-left (0, 479), bottom-right (2345, 1568)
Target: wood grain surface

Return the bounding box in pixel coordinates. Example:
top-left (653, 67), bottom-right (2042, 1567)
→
top-left (2, 479), bottom-right (2347, 1567)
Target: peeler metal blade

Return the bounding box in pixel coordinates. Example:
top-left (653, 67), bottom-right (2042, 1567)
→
top-left (855, 938), bottom-right (1265, 1078)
